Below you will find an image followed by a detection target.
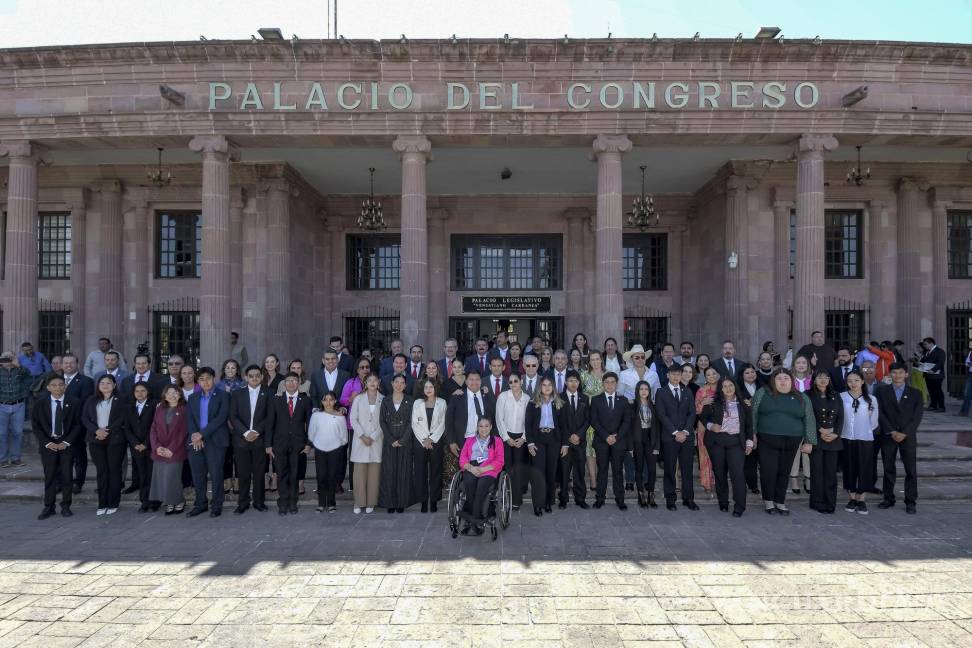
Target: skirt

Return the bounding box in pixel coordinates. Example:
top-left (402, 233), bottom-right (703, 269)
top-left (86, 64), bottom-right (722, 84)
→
top-left (149, 461), bottom-right (185, 505)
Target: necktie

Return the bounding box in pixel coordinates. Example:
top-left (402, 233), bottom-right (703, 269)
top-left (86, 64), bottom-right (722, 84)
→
top-left (608, 395), bottom-right (613, 410)
top-left (494, 377), bottom-right (501, 395)
top-left (137, 402), bottom-right (143, 416)
top-left (571, 394), bottom-right (576, 410)
top-left (557, 373), bottom-right (563, 393)
top-left (480, 356), bottom-right (486, 372)
top-left (674, 387), bottom-right (681, 402)
top-left (54, 400), bottom-right (64, 439)
top-left (527, 379), bottom-right (534, 395)
top-left (474, 395), bottom-right (483, 417)
top-left (288, 396), bottom-right (295, 417)
top-left (413, 364), bottom-right (419, 378)
top-left (137, 374), bottom-right (145, 383)
top-left (727, 359), bottom-right (734, 375)
top-left (447, 362), bottom-right (453, 378)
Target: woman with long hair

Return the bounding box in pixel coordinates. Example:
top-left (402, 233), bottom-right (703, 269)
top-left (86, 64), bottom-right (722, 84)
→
top-left (524, 376), bottom-right (565, 517)
top-left (539, 348), bottom-right (554, 375)
top-left (570, 333), bottom-right (591, 367)
top-left (602, 338), bottom-right (625, 374)
top-left (495, 372), bottom-right (529, 512)
top-left (751, 368), bottom-right (817, 516)
top-left (82, 375), bottom-right (126, 515)
top-left (700, 377), bottom-right (753, 516)
top-left (508, 342), bottom-right (525, 377)
top-left (840, 369), bottom-right (880, 515)
top-left (307, 391), bottom-right (348, 513)
top-left (217, 359), bottom-right (245, 495)
top-left (807, 370), bottom-right (843, 514)
top-left (261, 354), bottom-right (284, 392)
top-left (629, 380), bottom-right (660, 508)
top-left (339, 357), bottom-right (372, 495)
top-left (694, 366), bottom-right (721, 494)
top-left (736, 363), bottom-right (761, 494)
top-left (348, 373), bottom-right (382, 514)
top-left (568, 348), bottom-right (585, 373)
top-left (693, 354), bottom-right (711, 386)
top-left (378, 373), bottom-right (414, 513)
top-left (580, 350), bottom-right (607, 491)
top-left (411, 378), bottom-right (447, 513)
top-left (148, 385), bottom-right (188, 515)
top-left (415, 360), bottom-right (444, 398)
top-left (789, 355), bottom-right (813, 494)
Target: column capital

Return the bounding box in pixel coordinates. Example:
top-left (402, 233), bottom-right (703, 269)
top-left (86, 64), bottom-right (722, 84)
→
top-left (897, 177), bottom-right (929, 193)
top-left (90, 179), bottom-right (123, 195)
top-left (563, 206), bottom-right (592, 222)
top-left (591, 134), bottom-right (632, 158)
top-left (392, 135), bottom-right (432, 159)
top-left (0, 140), bottom-right (49, 164)
top-left (189, 135), bottom-right (241, 161)
top-left (726, 175), bottom-right (759, 194)
top-left (797, 134), bottom-right (838, 154)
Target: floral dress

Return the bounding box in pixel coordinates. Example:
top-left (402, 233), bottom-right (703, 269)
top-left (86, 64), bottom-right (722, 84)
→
top-left (580, 371), bottom-right (605, 458)
top-left (694, 385), bottom-right (716, 492)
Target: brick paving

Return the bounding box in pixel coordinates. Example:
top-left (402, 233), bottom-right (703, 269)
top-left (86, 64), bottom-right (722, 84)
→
top-left (0, 499), bottom-right (969, 647)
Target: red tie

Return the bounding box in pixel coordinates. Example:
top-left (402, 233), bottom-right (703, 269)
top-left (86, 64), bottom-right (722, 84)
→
top-left (413, 364), bottom-right (419, 378)
top-left (495, 377), bottom-right (501, 395)
top-left (480, 356), bottom-right (486, 372)
top-left (288, 396), bottom-right (295, 417)
top-left (447, 362), bottom-right (453, 378)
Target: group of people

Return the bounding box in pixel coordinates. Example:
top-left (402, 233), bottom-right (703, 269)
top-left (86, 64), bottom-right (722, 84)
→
top-left (18, 328), bottom-right (938, 526)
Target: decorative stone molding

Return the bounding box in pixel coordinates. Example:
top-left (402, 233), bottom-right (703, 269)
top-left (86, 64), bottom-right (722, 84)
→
top-left (726, 175), bottom-right (759, 194)
top-left (563, 207), bottom-right (591, 222)
top-left (0, 140), bottom-right (49, 164)
top-left (897, 177), bottom-right (930, 193)
top-left (392, 135), bottom-right (432, 159)
top-left (797, 134), bottom-right (839, 154)
top-left (590, 134), bottom-right (632, 158)
top-left (188, 135), bottom-right (241, 161)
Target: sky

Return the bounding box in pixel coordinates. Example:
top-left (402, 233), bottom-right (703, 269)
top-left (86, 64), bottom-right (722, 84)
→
top-left (0, 0), bottom-right (969, 47)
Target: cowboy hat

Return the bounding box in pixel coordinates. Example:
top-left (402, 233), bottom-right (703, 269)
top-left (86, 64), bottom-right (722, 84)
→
top-left (622, 344), bottom-right (652, 363)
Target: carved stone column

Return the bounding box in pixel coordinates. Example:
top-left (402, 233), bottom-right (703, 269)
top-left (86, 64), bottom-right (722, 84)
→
top-left (772, 195), bottom-right (794, 349)
top-left (896, 178), bottom-right (928, 345)
top-left (725, 175), bottom-right (757, 349)
top-left (564, 207), bottom-right (590, 339)
top-left (393, 135), bottom-right (432, 350)
top-left (0, 141), bottom-right (47, 352)
top-left (122, 193), bottom-right (149, 360)
top-left (591, 134), bottom-right (632, 349)
top-left (67, 192), bottom-right (88, 355)
top-left (265, 180), bottom-right (293, 359)
top-left (866, 200), bottom-right (895, 340)
top-left (428, 207), bottom-right (450, 349)
top-left (930, 191), bottom-right (949, 346)
top-left (793, 134), bottom-right (838, 346)
top-left (230, 188), bottom-right (246, 336)
top-left (91, 180), bottom-right (124, 349)
top-left (190, 135), bottom-right (239, 366)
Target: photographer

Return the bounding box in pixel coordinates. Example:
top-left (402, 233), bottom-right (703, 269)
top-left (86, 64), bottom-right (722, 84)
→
top-left (0, 351), bottom-right (35, 468)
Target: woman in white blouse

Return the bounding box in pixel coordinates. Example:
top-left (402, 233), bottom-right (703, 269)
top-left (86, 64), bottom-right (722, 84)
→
top-left (349, 374), bottom-right (383, 514)
top-left (495, 372), bottom-right (529, 511)
top-left (411, 378), bottom-right (447, 513)
top-left (840, 369), bottom-right (880, 515)
top-left (307, 391), bottom-right (348, 513)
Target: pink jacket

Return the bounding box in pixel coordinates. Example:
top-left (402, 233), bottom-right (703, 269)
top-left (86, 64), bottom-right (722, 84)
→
top-left (459, 435), bottom-right (505, 478)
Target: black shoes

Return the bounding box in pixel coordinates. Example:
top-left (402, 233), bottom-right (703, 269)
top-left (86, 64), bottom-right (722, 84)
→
top-left (625, 483), bottom-right (634, 491)
top-left (576, 501), bottom-right (589, 510)
top-left (138, 503), bottom-right (150, 513)
top-left (38, 507), bottom-right (55, 520)
top-left (534, 507), bottom-right (543, 517)
top-left (666, 501), bottom-right (677, 511)
top-left (845, 500), bottom-right (858, 513)
top-left (648, 493), bottom-right (657, 509)
top-left (731, 511), bottom-right (743, 518)
top-left (61, 506), bottom-right (72, 518)
top-left (616, 501), bottom-right (627, 511)
top-left (396, 508), bottom-right (404, 514)
top-left (683, 501), bottom-right (700, 511)
top-left (593, 501), bottom-right (604, 509)
top-left (421, 503), bottom-right (428, 513)
top-left (906, 503), bottom-right (917, 514)
top-left (234, 504), bottom-right (249, 515)
top-left (558, 502), bottom-right (567, 510)
top-left (187, 506), bottom-right (208, 517)
top-left (765, 507), bottom-right (778, 515)
top-left (122, 484), bottom-right (140, 495)
top-left (878, 500), bottom-right (894, 509)
top-left (430, 501), bottom-right (437, 513)
top-left (637, 492), bottom-right (648, 508)
top-left (253, 503), bottom-right (268, 512)
top-left (543, 506), bottom-right (552, 514)
top-left (72, 484), bottom-right (82, 494)
top-left (776, 507), bottom-right (791, 516)
top-left (210, 509), bottom-right (221, 518)
top-left (719, 504), bottom-right (729, 512)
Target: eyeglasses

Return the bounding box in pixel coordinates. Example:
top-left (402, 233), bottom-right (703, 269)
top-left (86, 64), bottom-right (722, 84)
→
top-left (524, 364), bottom-right (538, 368)
top-left (632, 355), bottom-right (645, 360)
top-left (508, 379), bottom-right (520, 384)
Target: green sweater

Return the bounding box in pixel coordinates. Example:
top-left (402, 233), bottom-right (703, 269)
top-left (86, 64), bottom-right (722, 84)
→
top-left (751, 388), bottom-right (817, 444)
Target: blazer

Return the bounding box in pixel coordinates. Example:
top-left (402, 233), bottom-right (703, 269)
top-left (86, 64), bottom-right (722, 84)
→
top-left (542, 368), bottom-right (571, 394)
top-left (378, 356), bottom-right (396, 378)
top-left (348, 392), bottom-right (383, 463)
top-left (380, 373), bottom-right (416, 397)
top-left (459, 434), bottom-right (505, 478)
top-left (94, 369), bottom-right (130, 385)
top-left (560, 390), bottom-right (590, 448)
top-left (588, 392), bottom-right (630, 445)
top-left (411, 397), bottom-right (447, 444)
top-left (875, 383), bottom-right (924, 437)
top-left (229, 386), bottom-right (273, 447)
top-left (124, 399), bottom-right (158, 449)
top-left (265, 391), bottom-right (313, 450)
top-left (921, 347), bottom-right (946, 376)
top-left (483, 374), bottom-right (510, 397)
top-left (119, 371), bottom-right (169, 401)
top-left (698, 399), bottom-right (753, 452)
top-left (80, 395), bottom-right (128, 446)
top-left (711, 357), bottom-right (744, 381)
top-left (463, 353), bottom-right (490, 376)
top-left (63, 373), bottom-right (95, 407)
top-left (828, 365), bottom-right (855, 394)
top-left (524, 399), bottom-right (567, 446)
top-left (149, 404), bottom-right (188, 464)
top-left (337, 352), bottom-right (355, 374)
top-left (446, 389), bottom-right (496, 446)
top-left (627, 397), bottom-right (661, 454)
top-left (436, 357), bottom-right (458, 379)
top-left (310, 368), bottom-right (350, 405)
top-left (186, 389), bottom-right (231, 448)
top-left (808, 391), bottom-right (844, 451)
top-left (31, 394), bottom-right (83, 447)
top-left (654, 382), bottom-right (697, 440)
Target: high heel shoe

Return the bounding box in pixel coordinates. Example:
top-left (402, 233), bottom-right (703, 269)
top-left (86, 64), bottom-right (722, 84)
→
top-left (637, 490), bottom-right (648, 508)
top-left (648, 492), bottom-right (657, 508)
top-left (789, 477), bottom-right (800, 494)
top-left (534, 507), bottom-right (543, 517)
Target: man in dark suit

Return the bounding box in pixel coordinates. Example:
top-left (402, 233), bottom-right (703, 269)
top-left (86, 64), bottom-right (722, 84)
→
top-left (654, 363), bottom-right (699, 510)
top-left (380, 354), bottom-right (415, 396)
top-left (876, 363), bottom-right (924, 514)
top-left (32, 375), bottom-right (82, 519)
top-left (545, 350), bottom-right (570, 395)
top-left (120, 353), bottom-right (169, 401)
top-left (266, 373), bottom-right (313, 514)
top-left (437, 338), bottom-right (460, 380)
top-left (484, 357), bottom-right (509, 397)
top-left (588, 372), bottom-right (630, 510)
top-left (445, 370), bottom-right (495, 456)
top-left (558, 370), bottom-right (590, 509)
top-left (464, 338), bottom-right (490, 376)
top-left (828, 346), bottom-right (854, 394)
top-left (920, 337), bottom-right (947, 412)
top-left (711, 340), bottom-right (744, 381)
top-left (379, 339), bottom-right (405, 378)
top-left (310, 350), bottom-right (350, 405)
top-left (230, 364), bottom-right (273, 514)
top-left (186, 367), bottom-right (231, 518)
top-left (486, 330), bottom-right (511, 366)
top-left (60, 353), bottom-right (94, 493)
top-left (328, 336), bottom-right (355, 374)
top-left (124, 382), bottom-right (158, 512)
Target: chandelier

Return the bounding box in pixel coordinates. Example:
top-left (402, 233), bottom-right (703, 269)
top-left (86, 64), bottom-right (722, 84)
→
top-left (146, 147), bottom-right (172, 188)
top-left (358, 167), bottom-right (385, 230)
top-left (846, 145), bottom-right (870, 186)
top-left (625, 165), bottom-right (657, 230)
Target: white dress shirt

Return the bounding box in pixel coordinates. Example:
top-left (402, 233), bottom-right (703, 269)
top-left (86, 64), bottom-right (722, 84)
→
top-left (552, 369), bottom-right (568, 394)
top-left (465, 388), bottom-right (484, 438)
top-left (50, 397), bottom-right (69, 445)
top-left (324, 369), bottom-right (339, 392)
top-left (604, 355), bottom-right (622, 374)
top-left (247, 385), bottom-right (261, 429)
top-left (495, 390), bottom-right (528, 442)
top-left (619, 367), bottom-right (655, 401)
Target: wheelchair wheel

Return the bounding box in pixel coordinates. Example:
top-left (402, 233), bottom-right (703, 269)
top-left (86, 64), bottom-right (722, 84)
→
top-left (496, 470), bottom-right (512, 529)
top-left (447, 470), bottom-right (463, 537)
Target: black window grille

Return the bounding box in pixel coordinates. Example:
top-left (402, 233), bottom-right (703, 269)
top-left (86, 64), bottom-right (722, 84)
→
top-left (824, 210), bottom-right (863, 279)
top-left (38, 310), bottom-right (71, 358)
top-left (947, 211), bottom-right (972, 279)
top-left (346, 234), bottom-right (401, 290)
top-left (344, 307), bottom-right (400, 357)
top-left (622, 234), bottom-right (667, 291)
top-left (152, 310), bottom-right (200, 369)
top-left (156, 211), bottom-right (201, 278)
top-left (38, 212), bottom-right (71, 279)
top-left (623, 315), bottom-right (670, 350)
top-left (530, 318), bottom-right (564, 352)
top-left (451, 235), bottom-right (562, 291)
top-left (825, 310), bottom-right (866, 353)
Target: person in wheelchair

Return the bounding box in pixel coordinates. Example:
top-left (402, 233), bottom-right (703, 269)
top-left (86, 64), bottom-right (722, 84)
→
top-left (458, 416), bottom-right (505, 536)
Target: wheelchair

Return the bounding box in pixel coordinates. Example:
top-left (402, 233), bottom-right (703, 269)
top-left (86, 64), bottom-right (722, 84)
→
top-left (447, 468), bottom-right (512, 541)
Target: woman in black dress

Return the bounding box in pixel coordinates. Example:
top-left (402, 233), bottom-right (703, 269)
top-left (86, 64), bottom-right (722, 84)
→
top-left (807, 369), bottom-right (843, 514)
top-left (378, 374), bottom-right (414, 513)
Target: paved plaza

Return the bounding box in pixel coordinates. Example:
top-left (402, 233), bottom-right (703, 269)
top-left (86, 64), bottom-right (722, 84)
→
top-left (0, 498), bottom-right (969, 648)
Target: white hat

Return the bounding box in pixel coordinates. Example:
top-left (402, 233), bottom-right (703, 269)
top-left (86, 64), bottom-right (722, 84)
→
top-left (622, 344), bottom-right (652, 363)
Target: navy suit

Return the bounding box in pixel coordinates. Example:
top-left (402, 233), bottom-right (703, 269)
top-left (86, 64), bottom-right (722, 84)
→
top-left (589, 392), bottom-right (630, 504)
top-left (63, 373), bottom-right (95, 489)
top-left (337, 352), bottom-right (355, 375)
top-left (32, 394), bottom-right (82, 510)
top-left (186, 389), bottom-right (231, 512)
top-left (464, 353), bottom-right (490, 376)
top-left (828, 365), bottom-right (854, 394)
top-left (654, 382), bottom-right (698, 503)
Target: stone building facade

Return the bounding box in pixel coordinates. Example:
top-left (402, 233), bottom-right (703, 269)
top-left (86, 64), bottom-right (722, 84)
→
top-left (0, 37), bottom-right (970, 389)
